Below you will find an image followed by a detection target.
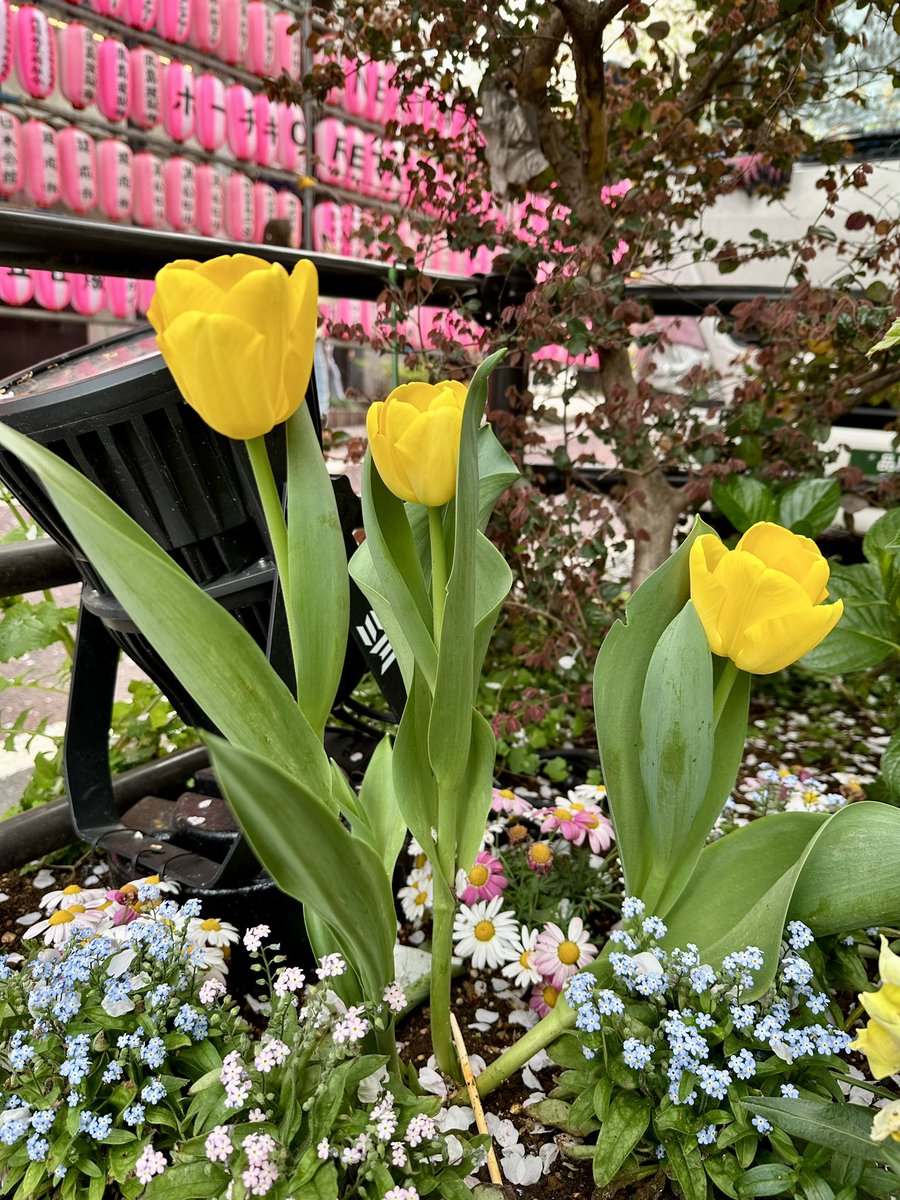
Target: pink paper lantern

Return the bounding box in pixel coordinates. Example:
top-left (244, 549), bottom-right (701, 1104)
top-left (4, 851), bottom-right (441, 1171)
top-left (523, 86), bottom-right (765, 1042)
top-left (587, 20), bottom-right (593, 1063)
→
top-left (254, 93), bottom-right (277, 167)
top-left (96, 38), bottom-right (131, 123)
top-left (343, 61), bottom-right (368, 118)
top-left (87, 0), bottom-right (112, 12)
top-left (225, 84), bottom-right (256, 161)
top-left (0, 1), bottom-right (11, 85)
top-left (22, 120), bottom-right (60, 207)
top-left (0, 268), bottom-right (34, 307)
top-left (70, 273), bottom-right (106, 316)
top-left (97, 138), bottom-right (133, 220)
top-left (194, 162), bottom-right (224, 236)
top-left (156, 0), bottom-right (191, 44)
top-left (275, 190), bottom-right (301, 247)
top-left (132, 151), bottom-right (165, 227)
top-left (124, 0), bottom-right (157, 30)
top-left (129, 47), bottom-right (161, 130)
top-left (59, 22), bottom-right (97, 110)
top-left (58, 127), bottom-right (97, 214)
top-left (314, 117), bottom-right (346, 189)
top-left (272, 10), bottom-right (300, 80)
top-left (105, 0), bottom-right (129, 16)
top-left (373, 137), bottom-right (403, 201)
top-left (195, 73), bottom-right (226, 152)
top-left (164, 155), bottom-right (195, 231)
top-left (136, 279), bottom-right (156, 315)
top-left (245, 1), bottom-right (274, 77)
top-left (252, 180), bottom-right (276, 243)
top-left (217, 0), bottom-right (247, 65)
top-left (224, 170), bottom-right (254, 241)
top-left (190, 0), bottom-right (221, 52)
top-left (162, 62), bottom-right (195, 142)
top-left (33, 270), bottom-right (71, 312)
top-left (375, 62), bottom-right (400, 125)
top-left (275, 102), bottom-right (305, 172)
top-left (343, 124), bottom-right (366, 192)
top-left (0, 109), bottom-right (21, 197)
top-left (106, 277), bottom-right (137, 319)
top-left (312, 201), bottom-right (340, 254)
top-left (14, 5), bottom-right (56, 99)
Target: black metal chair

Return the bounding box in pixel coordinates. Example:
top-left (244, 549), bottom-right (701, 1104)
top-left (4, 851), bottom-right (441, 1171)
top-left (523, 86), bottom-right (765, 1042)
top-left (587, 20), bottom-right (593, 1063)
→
top-left (0, 327), bottom-right (404, 900)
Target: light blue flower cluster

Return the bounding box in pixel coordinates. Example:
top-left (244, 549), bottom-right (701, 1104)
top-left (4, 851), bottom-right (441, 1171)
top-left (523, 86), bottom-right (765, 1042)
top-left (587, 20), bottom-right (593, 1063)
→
top-left (563, 904), bottom-right (852, 1150)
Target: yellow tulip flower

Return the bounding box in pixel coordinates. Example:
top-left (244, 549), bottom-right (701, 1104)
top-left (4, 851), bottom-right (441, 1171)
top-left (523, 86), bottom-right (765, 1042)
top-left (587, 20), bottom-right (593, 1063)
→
top-left (147, 254), bottom-right (318, 440)
top-left (872, 1099), bottom-right (900, 1143)
top-left (366, 380), bottom-right (468, 507)
top-left (851, 979), bottom-right (900, 1079)
top-left (689, 522), bottom-right (843, 673)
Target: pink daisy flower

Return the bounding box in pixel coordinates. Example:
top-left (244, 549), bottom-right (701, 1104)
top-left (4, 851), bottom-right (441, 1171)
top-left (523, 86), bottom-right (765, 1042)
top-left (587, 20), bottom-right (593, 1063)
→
top-left (533, 917), bottom-right (598, 989)
top-left (490, 788), bottom-right (534, 818)
top-left (456, 851), bottom-right (508, 905)
top-left (529, 982), bottom-right (560, 1018)
top-left (539, 801), bottom-right (614, 855)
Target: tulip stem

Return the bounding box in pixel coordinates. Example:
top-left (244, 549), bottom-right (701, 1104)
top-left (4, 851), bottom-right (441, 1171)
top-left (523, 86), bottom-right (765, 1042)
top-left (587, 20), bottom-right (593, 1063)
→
top-left (712, 658), bottom-right (740, 726)
top-left (428, 506), bottom-right (447, 649)
top-left (246, 436), bottom-right (300, 693)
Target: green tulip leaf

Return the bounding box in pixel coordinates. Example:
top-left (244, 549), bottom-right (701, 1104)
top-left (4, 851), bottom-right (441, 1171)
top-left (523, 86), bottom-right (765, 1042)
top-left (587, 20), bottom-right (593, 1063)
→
top-left (0, 420), bottom-right (330, 794)
top-left (638, 601), bottom-right (714, 913)
top-left (661, 811), bottom-right (830, 995)
top-left (356, 734), bottom-right (407, 877)
top-left (351, 457), bottom-right (438, 689)
top-left (742, 1098), bottom-right (900, 1170)
top-left (286, 401), bottom-right (350, 740)
top-left (863, 507), bottom-right (900, 572)
top-left (455, 708), bottom-right (500, 875)
top-left (594, 516), bottom-right (717, 898)
top-left (881, 730), bottom-right (900, 802)
top-left (711, 476), bottom-right (776, 533)
top-left (391, 666), bottom-right (442, 877)
top-left (206, 733), bottom-right (396, 1002)
top-left (789, 801), bottom-right (900, 934)
top-left (428, 350), bottom-right (508, 789)
top-left (775, 478), bottom-right (841, 538)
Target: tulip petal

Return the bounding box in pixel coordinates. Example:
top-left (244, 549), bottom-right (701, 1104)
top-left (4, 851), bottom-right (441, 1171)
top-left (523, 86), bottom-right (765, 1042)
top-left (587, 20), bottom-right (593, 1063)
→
top-left (737, 523), bottom-right (830, 603)
top-left (385, 382), bottom-right (445, 413)
top-left (159, 313), bottom-right (275, 439)
top-left (150, 269), bottom-right (234, 333)
top-left (850, 1018), bottom-right (900, 1079)
top-left (734, 596), bottom-right (843, 673)
top-left (195, 254), bottom-right (273, 290)
top-left (860, 982), bottom-right (900, 1029)
top-left (392, 405), bottom-right (463, 507)
top-left (369, 429), bottom-right (418, 503)
top-left (879, 936), bottom-right (900, 987)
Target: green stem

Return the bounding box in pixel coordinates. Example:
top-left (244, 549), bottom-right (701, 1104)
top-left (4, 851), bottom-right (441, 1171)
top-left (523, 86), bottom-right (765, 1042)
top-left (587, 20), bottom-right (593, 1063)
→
top-left (430, 874), bottom-right (457, 1078)
top-left (712, 658), bottom-right (740, 726)
top-left (428, 505), bottom-right (447, 650)
top-left (476, 996), bottom-right (574, 1097)
top-left (245, 436), bottom-right (300, 696)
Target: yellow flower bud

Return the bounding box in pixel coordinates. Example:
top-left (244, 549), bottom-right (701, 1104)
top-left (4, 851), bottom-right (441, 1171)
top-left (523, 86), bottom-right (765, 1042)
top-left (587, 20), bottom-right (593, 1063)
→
top-left (147, 253), bottom-right (318, 440)
top-left (366, 380), bottom-right (468, 507)
top-left (688, 522), bottom-right (843, 673)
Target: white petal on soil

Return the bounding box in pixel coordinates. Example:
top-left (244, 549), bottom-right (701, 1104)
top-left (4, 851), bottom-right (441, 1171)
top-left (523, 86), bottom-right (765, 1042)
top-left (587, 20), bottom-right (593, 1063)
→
top-left (522, 1065), bottom-right (543, 1091)
top-left (486, 1115), bottom-right (519, 1148)
top-left (502, 1149), bottom-right (543, 1186)
top-left (473, 979), bottom-right (487, 996)
top-left (436, 1106), bottom-right (474, 1132)
top-left (31, 870), bottom-right (56, 889)
top-left (475, 1008), bottom-right (499, 1024)
top-left (508, 1008), bottom-right (540, 1030)
top-left (523, 1092), bottom-right (545, 1108)
top-left (357, 1065), bottom-right (389, 1104)
top-left (0, 893), bottom-right (8, 902)
top-left (468, 1022), bottom-right (491, 1032)
top-left (469, 1054), bottom-right (486, 1077)
top-left (418, 1066), bottom-right (448, 1097)
top-left (526, 1049), bottom-right (553, 1072)
top-left (16, 911), bottom-right (43, 926)
top-left (540, 1143), bottom-right (560, 1171)
top-left (408, 930), bottom-right (425, 945)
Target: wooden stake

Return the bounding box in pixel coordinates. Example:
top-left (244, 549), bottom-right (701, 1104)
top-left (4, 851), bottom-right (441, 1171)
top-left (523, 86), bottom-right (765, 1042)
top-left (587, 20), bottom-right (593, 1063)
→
top-left (449, 1011), bottom-right (504, 1187)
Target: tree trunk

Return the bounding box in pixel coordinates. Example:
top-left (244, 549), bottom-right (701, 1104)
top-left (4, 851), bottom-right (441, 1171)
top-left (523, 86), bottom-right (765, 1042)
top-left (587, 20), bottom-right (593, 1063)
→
top-left (594, 347), bottom-right (687, 589)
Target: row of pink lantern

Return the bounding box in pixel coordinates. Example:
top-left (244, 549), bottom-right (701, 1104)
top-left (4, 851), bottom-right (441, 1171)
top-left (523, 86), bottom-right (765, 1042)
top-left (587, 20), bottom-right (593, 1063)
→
top-left (0, 266), bottom-right (154, 318)
top-left (311, 201), bottom-right (496, 276)
top-left (50, 0), bottom-right (302, 76)
top-left (321, 58), bottom-right (472, 141)
top-left (0, 112), bottom-right (302, 242)
top-left (319, 300), bottom-right (484, 350)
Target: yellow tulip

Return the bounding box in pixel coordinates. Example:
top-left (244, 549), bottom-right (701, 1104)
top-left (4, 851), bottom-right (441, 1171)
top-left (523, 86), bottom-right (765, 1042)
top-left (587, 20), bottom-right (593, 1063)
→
top-left (851, 981), bottom-right (900, 1079)
top-left (366, 380), bottom-right (468, 507)
top-left (871, 1099), bottom-right (900, 1143)
top-left (147, 254), bottom-right (318, 440)
top-left (689, 522), bottom-right (843, 673)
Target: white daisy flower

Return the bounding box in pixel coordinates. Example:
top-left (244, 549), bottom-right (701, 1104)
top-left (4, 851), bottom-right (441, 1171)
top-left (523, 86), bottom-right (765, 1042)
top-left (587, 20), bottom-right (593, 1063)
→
top-left (452, 897), bottom-right (519, 971)
top-left (502, 925), bottom-right (542, 989)
top-left (39, 884), bottom-right (108, 913)
top-left (398, 874), bottom-right (433, 926)
top-left (23, 904), bottom-right (106, 947)
top-left (186, 917), bottom-right (241, 948)
top-left (130, 874), bottom-right (180, 895)
top-left (187, 943), bottom-right (228, 984)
